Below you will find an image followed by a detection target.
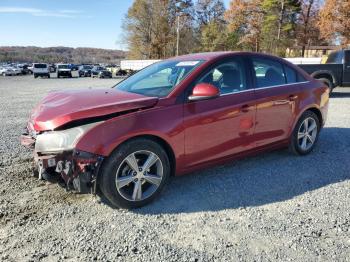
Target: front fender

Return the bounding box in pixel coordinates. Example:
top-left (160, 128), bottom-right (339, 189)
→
top-left (75, 104), bottom-right (185, 164)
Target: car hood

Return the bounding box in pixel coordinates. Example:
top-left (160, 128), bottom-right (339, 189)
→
top-left (29, 88), bottom-right (158, 131)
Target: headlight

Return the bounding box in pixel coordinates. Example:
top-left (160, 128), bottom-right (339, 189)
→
top-left (35, 122), bottom-right (102, 154)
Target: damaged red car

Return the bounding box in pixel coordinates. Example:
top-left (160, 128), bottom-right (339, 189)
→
top-left (21, 52), bottom-right (329, 208)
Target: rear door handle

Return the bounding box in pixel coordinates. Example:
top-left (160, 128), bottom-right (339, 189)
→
top-left (289, 95), bottom-right (298, 101)
top-left (240, 104), bottom-right (250, 113)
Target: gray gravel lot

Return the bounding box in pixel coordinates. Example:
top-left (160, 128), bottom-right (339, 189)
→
top-left (0, 75), bottom-right (349, 261)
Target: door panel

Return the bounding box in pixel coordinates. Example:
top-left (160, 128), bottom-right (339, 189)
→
top-left (183, 91), bottom-right (256, 168)
top-left (250, 56), bottom-right (300, 147)
top-left (254, 84), bottom-right (300, 146)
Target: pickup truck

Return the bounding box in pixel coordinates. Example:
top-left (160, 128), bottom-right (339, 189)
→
top-left (297, 49), bottom-right (350, 91)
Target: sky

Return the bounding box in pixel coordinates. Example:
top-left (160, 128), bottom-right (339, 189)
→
top-left (0, 0), bottom-right (231, 50)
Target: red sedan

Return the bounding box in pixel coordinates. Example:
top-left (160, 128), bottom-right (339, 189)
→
top-left (21, 52), bottom-right (329, 208)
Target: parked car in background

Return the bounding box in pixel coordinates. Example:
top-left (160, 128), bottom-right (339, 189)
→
top-left (49, 64), bottom-right (56, 73)
top-left (57, 64), bottom-right (72, 78)
top-left (33, 63), bottom-right (50, 78)
top-left (27, 64), bottom-right (34, 74)
top-left (126, 69), bottom-right (138, 76)
top-left (91, 66), bottom-right (112, 78)
top-left (79, 65), bottom-right (93, 77)
top-left (0, 67), bottom-right (17, 76)
top-left (21, 52), bottom-right (329, 209)
top-left (115, 68), bottom-right (128, 77)
top-left (69, 64), bottom-right (80, 71)
top-left (0, 65), bottom-right (22, 76)
top-left (106, 64), bottom-right (117, 72)
top-left (17, 64), bottom-right (31, 75)
top-left (297, 49), bottom-right (350, 91)
top-left (11, 66), bottom-right (22, 75)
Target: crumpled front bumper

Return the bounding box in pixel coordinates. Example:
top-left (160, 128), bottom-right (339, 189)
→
top-left (20, 132), bottom-right (104, 194)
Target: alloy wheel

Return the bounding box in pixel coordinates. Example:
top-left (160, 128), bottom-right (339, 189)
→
top-left (297, 117), bottom-right (318, 151)
top-left (115, 150), bottom-right (163, 201)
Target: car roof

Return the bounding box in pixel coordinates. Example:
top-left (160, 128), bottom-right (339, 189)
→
top-left (167, 51), bottom-right (299, 63)
top-left (167, 51), bottom-right (239, 61)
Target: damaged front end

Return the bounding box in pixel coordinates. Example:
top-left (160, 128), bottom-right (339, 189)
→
top-left (20, 122), bottom-right (104, 194)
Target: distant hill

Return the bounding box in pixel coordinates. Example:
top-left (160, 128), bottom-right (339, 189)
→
top-left (0, 46), bottom-right (127, 64)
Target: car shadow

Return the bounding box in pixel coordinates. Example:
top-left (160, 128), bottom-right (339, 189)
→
top-left (133, 127), bottom-right (350, 214)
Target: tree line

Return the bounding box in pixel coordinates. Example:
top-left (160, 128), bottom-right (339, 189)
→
top-left (123, 0), bottom-right (350, 59)
top-left (0, 46), bottom-right (126, 64)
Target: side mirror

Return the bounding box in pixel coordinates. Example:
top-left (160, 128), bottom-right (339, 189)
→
top-left (188, 83), bottom-right (220, 101)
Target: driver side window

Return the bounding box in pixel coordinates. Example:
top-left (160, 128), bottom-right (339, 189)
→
top-left (197, 59), bottom-right (247, 95)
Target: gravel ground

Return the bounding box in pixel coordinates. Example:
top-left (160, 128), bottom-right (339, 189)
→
top-left (0, 75), bottom-right (349, 262)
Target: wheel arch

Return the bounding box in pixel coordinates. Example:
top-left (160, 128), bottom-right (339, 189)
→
top-left (107, 134), bottom-right (177, 177)
top-left (291, 106), bottom-right (323, 136)
top-left (306, 107), bottom-right (323, 127)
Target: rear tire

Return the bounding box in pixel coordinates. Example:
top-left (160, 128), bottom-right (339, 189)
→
top-left (99, 138), bottom-right (170, 209)
top-left (289, 111), bottom-right (320, 155)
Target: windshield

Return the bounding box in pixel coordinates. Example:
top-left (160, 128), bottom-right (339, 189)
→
top-left (114, 60), bottom-right (203, 97)
top-left (58, 65), bottom-right (69, 69)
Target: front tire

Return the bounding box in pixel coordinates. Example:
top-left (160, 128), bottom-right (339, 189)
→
top-left (290, 111), bottom-right (320, 155)
top-left (99, 138), bottom-right (170, 209)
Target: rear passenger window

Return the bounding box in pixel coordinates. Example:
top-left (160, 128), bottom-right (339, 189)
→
top-left (297, 74), bottom-right (307, 82)
top-left (284, 64), bottom-right (308, 83)
top-left (252, 58), bottom-right (286, 88)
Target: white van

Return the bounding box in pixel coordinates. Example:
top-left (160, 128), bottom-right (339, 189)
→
top-left (33, 63), bottom-right (50, 78)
